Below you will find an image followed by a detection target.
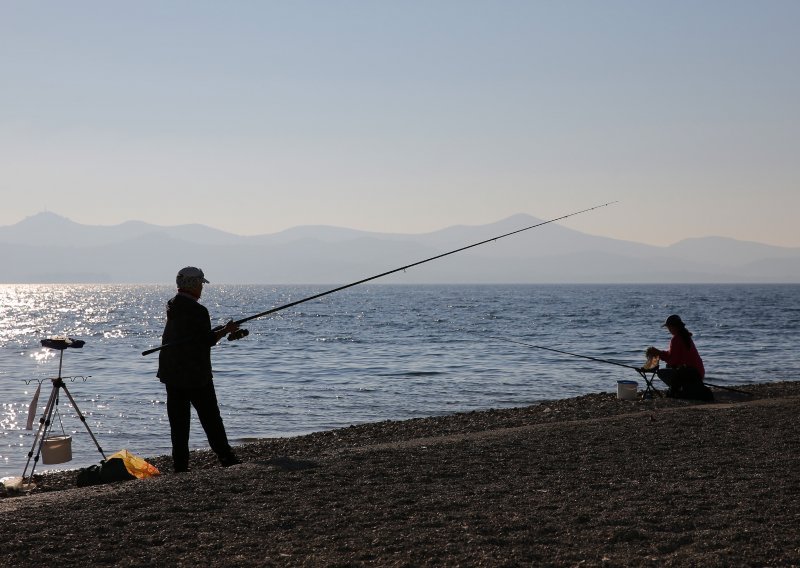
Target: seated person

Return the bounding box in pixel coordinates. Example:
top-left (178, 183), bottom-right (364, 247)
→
top-left (646, 314), bottom-right (713, 401)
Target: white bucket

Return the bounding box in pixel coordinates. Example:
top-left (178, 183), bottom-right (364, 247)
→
top-left (617, 380), bottom-right (638, 401)
top-left (42, 435), bottom-right (73, 464)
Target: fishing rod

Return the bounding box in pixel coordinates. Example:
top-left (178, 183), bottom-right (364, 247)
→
top-left (489, 336), bottom-right (640, 370)
top-left (491, 336), bottom-right (753, 396)
top-left (142, 201), bottom-right (617, 356)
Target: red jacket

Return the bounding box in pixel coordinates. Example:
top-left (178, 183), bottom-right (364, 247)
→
top-left (661, 335), bottom-right (705, 379)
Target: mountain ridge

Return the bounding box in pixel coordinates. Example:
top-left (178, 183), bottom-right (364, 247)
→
top-left (1, 212), bottom-right (798, 284)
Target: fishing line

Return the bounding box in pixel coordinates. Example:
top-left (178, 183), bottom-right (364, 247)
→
top-left (487, 336), bottom-right (640, 370)
top-left (142, 201), bottom-right (617, 356)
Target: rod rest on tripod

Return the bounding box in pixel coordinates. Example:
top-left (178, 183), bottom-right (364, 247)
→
top-left (21, 335), bottom-right (105, 483)
top-left (41, 337), bottom-right (86, 350)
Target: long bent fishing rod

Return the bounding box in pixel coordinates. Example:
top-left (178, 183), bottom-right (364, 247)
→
top-left (491, 336), bottom-right (752, 396)
top-left (142, 201), bottom-right (616, 356)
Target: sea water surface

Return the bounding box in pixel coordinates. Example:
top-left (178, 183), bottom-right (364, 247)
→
top-left (2, 284), bottom-right (798, 478)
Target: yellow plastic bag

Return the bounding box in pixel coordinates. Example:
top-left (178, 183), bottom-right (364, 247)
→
top-left (107, 449), bottom-right (160, 479)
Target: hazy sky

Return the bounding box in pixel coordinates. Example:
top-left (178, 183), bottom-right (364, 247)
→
top-left (2, 1), bottom-right (798, 247)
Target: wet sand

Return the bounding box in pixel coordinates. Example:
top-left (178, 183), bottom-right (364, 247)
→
top-left (2, 381), bottom-right (800, 567)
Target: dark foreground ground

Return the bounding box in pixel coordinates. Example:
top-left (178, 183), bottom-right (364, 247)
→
top-left (2, 381), bottom-right (800, 567)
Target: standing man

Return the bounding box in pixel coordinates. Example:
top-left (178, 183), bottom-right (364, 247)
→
top-left (157, 266), bottom-right (241, 472)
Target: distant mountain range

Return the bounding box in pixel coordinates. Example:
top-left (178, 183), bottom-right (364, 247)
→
top-left (1, 212), bottom-right (798, 283)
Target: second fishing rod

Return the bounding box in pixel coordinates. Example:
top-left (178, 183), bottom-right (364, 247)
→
top-left (489, 336), bottom-right (752, 396)
top-left (142, 201), bottom-right (617, 356)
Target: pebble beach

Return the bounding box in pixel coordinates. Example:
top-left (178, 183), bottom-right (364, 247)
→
top-left (2, 381), bottom-right (800, 567)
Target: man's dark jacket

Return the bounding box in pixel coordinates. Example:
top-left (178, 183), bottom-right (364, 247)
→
top-left (157, 294), bottom-right (217, 388)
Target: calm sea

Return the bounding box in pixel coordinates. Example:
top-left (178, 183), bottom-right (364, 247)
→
top-left (2, 283), bottom-right (798, 478)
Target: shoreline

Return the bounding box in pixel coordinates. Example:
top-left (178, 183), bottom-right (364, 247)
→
top-left (3, 381), bottom-right (800, 566)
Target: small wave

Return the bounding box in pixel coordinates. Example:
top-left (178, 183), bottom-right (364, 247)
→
top-left (315, 336), bottom-right (357, 343)
top-left (377, 370), bottom-right (445, 377)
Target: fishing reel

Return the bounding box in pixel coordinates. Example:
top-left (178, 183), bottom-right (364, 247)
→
top-left (227, 328), bottom-right (249, 341)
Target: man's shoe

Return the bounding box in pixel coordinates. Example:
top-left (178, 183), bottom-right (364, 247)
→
top-left (220, 453), bottom-right (241, 467)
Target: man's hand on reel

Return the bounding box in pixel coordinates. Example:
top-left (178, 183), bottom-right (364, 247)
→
top-left (221, 320), bottom-right (249, 341)
top-left (214, 320), bottom-right (239, 342)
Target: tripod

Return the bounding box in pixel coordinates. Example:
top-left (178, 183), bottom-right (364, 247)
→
top-left (21, 338), bottom-right (107, 486)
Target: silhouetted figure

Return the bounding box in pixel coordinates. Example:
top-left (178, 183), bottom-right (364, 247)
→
top-left (647, 314), bottom-right (713, 401)
top-left (157, 266), bottom-right (241, 472)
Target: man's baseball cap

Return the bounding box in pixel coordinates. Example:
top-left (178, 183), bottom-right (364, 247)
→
top-left (176, 266), bottom-right (209, 288)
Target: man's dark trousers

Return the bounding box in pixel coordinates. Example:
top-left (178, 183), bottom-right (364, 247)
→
top-left (166, 381), bottom-right (233, 471)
